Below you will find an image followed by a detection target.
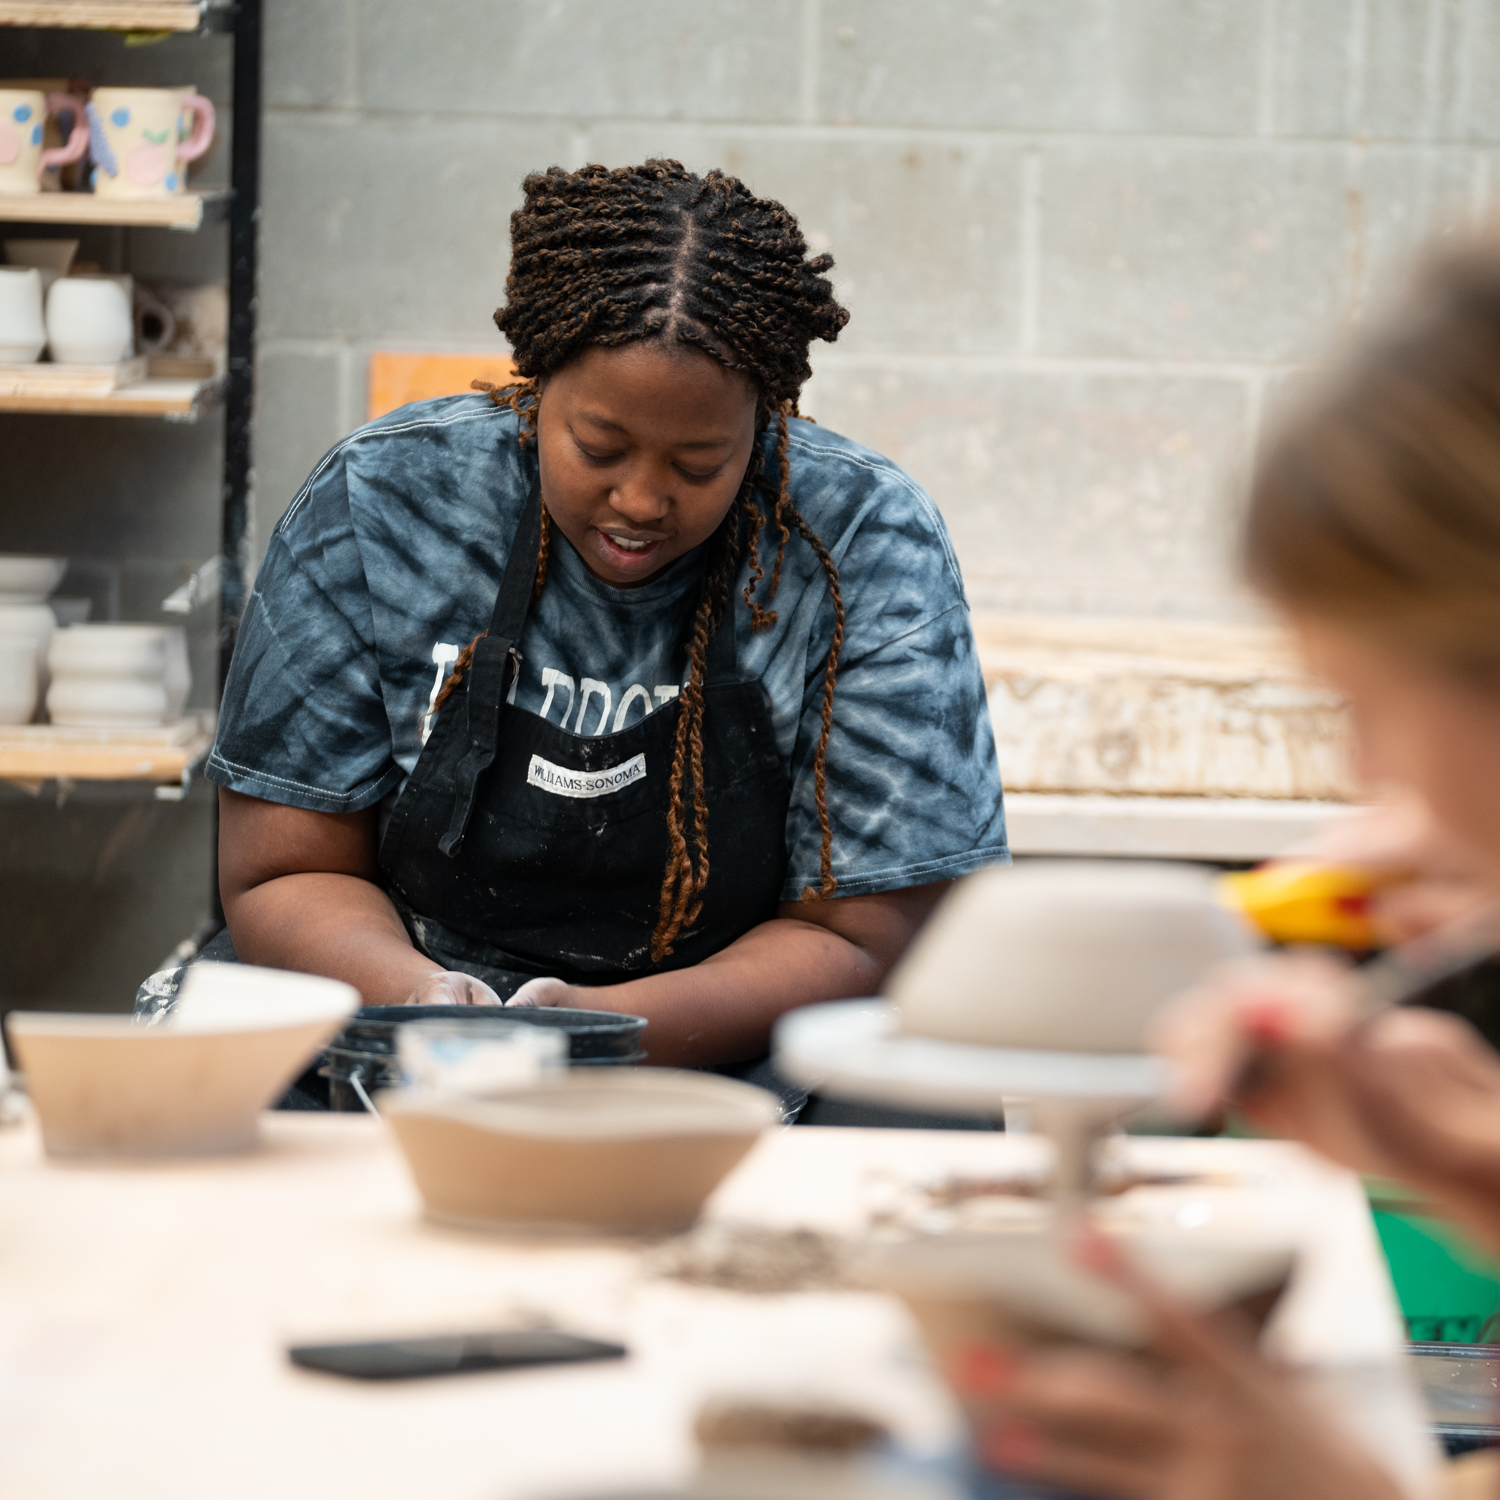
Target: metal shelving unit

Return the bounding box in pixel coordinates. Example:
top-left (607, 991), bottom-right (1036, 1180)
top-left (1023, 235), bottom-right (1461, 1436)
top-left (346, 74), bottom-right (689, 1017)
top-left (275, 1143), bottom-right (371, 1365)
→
top-left (0, 0), bottom-right (259, 793)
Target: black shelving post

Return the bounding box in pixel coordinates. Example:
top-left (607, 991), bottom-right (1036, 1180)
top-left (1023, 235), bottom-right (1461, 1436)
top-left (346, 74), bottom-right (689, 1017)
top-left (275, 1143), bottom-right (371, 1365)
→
top-left (213, 0), bottom-right (261, 924)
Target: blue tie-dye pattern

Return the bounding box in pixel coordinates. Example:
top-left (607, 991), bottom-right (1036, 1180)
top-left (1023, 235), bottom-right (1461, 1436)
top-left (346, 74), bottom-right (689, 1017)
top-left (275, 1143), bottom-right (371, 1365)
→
top-left (207, 396), bottom-right (1008, 900)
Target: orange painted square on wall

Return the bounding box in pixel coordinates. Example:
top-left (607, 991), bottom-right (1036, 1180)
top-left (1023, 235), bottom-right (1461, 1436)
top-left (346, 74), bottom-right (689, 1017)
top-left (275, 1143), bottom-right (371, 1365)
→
top-left (367, 351), bottom-right (517, 422)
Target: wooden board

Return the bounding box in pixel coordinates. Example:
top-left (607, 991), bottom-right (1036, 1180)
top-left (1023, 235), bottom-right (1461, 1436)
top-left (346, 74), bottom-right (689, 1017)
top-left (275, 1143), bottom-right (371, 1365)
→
top-left (368, 349), bottom-right (516, 421)
top-left (974, 613), bottom-right (1355, 802)
top-left (0, 716), bottom-right (212, 783)
top-left (0, 190), bottom-right (228, 231)
top-left (1004, 791), bottom-right (1358, 861)
top-left (0, 1), bottom-right (210, 29)
top-left (0, 357), bottom-right (145, 396)
top-left (0, 373), bottom-right (220, 417)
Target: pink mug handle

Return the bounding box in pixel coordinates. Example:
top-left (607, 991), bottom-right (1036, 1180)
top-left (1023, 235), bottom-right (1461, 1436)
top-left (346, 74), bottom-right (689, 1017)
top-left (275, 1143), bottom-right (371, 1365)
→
top-left (176, 94), bottom-right (215, 164)
top-left (40, 93), bottom-right (88, 172)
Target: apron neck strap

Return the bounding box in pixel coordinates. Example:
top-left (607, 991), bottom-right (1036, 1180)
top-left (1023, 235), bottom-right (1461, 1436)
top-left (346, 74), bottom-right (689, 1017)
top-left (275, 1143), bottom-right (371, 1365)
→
top-left (439, 475), bottom-right (543, 857)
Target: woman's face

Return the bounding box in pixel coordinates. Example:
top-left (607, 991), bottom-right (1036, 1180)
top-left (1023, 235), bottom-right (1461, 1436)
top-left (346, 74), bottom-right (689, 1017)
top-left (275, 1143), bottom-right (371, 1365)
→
top-left (1297, 614), bottom-right (1500, 878)
top-left (535, 341), bottom-right (760, 588)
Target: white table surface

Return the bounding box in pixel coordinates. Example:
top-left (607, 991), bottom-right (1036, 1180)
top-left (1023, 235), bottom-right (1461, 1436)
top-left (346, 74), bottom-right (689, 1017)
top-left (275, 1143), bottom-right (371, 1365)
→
top-left (0, 1115), bottom-right (1436, 1500)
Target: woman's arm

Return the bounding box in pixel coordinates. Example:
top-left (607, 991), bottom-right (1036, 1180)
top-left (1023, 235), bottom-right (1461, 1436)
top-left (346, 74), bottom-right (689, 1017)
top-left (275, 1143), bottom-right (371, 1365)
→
top-left (509, 882), bottom-right (951, 1067)
top-left (217, 788), bottom-right (499, 1006)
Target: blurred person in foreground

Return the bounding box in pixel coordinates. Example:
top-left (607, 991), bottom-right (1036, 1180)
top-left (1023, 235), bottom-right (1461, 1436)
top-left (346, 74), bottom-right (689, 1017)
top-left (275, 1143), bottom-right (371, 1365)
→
top-left (957, 239), bottom-right (1500, 1499)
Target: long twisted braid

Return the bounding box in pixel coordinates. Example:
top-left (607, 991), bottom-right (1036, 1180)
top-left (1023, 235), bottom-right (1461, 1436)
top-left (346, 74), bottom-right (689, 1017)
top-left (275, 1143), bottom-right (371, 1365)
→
top-left (437, 160), bottom-right (850, 958)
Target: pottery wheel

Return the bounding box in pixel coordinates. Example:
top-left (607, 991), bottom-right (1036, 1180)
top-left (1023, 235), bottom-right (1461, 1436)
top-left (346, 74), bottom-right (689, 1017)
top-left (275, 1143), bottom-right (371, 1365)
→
top-left (773, 1000), bottom-right (1172, 1117)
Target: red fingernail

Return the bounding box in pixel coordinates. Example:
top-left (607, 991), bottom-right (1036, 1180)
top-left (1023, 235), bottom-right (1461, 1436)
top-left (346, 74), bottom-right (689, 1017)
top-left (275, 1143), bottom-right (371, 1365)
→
top-left (1246, 998), bottom-right (1289, 1044)
top-left (950, 1342), bottom-right (1019, 1395)
top-left (1072, 1226), bottom-right (1125, 1276)
top-left (982, 1419), bottom-right (1040, 1472)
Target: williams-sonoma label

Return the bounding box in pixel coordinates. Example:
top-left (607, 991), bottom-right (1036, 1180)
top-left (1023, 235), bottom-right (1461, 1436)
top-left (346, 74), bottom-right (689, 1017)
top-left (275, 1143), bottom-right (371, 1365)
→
top-left (526, 752), bottom-right (647, 800)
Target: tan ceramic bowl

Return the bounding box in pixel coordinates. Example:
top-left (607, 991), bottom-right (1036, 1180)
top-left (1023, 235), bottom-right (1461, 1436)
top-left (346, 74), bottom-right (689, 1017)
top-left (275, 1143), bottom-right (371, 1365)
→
top-left (5, 964), bottom-right (358, 1157)
top-left (384, 1069), bottom-right (781, 1236)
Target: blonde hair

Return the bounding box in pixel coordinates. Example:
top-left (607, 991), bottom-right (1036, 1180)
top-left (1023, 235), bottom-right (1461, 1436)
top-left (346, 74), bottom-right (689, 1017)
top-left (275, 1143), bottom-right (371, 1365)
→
top-left (1246, 235), bottom-right (1500, 678)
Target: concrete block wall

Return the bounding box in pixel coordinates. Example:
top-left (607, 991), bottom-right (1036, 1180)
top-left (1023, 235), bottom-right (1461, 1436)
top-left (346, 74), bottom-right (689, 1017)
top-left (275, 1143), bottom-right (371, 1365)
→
top-left (258, 0), bottom-right (1500, 619)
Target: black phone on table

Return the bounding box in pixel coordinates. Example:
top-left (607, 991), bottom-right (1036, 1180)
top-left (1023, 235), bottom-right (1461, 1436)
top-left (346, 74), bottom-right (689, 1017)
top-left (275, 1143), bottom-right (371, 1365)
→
top-left (287, 1329), bottom-right (627, 1381)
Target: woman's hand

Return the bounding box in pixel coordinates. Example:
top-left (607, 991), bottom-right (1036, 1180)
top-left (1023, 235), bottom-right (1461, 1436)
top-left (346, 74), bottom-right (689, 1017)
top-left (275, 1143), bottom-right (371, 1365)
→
top-left (1305, 793), bottom-right (1497, 943)
top-left (504, 976), bottom-right (577, 1009)
top-left (955, 1233), bottom-right (1404, 1500)
top-left (1154, 955), bottom-right (1500, 1252)
top-left (404, 970), bottom-right (503, 1007)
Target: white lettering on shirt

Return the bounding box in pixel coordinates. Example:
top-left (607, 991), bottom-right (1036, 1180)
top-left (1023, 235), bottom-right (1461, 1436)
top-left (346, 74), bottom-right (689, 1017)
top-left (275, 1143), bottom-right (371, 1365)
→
top-left (575, 678), bottom-right (613, 736)
top-left (526, 752), bottom-right (647, 799)
top-left (613, 683), bottom-right (653, 731)
top-left (539, 668), bottom-right (576, 728)
top-left (420, 641), bottom-right (461, 744)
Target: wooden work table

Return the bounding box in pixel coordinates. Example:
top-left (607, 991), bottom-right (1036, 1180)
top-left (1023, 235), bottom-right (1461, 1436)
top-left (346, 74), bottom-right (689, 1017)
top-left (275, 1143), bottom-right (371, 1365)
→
top-left (0, 1116), bottom-right (1438, 1499)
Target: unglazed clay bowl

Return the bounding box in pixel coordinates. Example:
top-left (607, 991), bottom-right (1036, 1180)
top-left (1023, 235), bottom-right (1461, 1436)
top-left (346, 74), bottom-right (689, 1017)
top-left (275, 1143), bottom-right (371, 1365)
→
top-left (870, 1219), bottom-right (1296, 1357)
top-left (887, 860), bottom-right (1257, 1054)
top-left (0, 554), bottom-right (65, 602)
top-left (45, 675), bottom-right (170, 727)
top-left (384, 1069), bottom-right (781, 1236)
top-left (48, 623), bottom-right (168, 680)
top-left (4, 963), bottom-right (359, 1157)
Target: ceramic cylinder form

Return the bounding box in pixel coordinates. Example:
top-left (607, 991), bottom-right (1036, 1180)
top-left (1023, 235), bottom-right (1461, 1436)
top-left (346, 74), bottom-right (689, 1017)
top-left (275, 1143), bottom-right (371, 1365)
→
top-left (0, 635), bottom-right (38, 724)
top-left (88, 87), bottom-right (214, 200)
top-left (0, 89), bottom-right (87, 197)
top-left (0, 602), bottom-right (55, 665)
top-left (45, 275), bottom-right (133, 366)
top-left (0, 266), bottom-right (45, 363)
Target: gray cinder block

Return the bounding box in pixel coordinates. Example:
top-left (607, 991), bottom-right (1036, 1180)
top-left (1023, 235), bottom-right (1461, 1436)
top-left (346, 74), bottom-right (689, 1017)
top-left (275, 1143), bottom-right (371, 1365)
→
top-left (803, 359), bottom-right (1255, 619)
top-left (819, 0), bottom-right (1258, 135)
top-left (259, 114), bottom-right (577, 343)
top-left (588, 124), bottom-right (1025, 355)
top-left (357, 0), bottom-right (803, 122)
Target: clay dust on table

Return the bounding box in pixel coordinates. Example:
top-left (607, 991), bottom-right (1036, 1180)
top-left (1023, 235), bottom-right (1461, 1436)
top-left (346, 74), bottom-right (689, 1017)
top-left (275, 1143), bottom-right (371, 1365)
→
top-left (649, 1221), bottom-right (868, 1295)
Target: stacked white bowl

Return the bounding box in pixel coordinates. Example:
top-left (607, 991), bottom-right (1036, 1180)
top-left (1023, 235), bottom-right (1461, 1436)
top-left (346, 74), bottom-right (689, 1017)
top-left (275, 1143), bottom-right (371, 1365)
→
top-left (46, 624), bottom-right (190, 728)
top-left (0, 555), bottom-right (66, 725)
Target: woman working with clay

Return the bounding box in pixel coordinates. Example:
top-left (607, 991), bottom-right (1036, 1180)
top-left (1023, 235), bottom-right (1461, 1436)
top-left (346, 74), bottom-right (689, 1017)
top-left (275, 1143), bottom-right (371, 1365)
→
top-left (206, 160), bottom-right (1006, 1070)
top-left (957, 241), bottom-right (1500, 1499)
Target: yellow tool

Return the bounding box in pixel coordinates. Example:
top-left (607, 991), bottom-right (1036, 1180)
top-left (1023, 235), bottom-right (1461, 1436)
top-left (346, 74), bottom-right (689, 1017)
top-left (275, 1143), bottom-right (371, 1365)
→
top-left (1218, 861), bottom-right (1405, 949)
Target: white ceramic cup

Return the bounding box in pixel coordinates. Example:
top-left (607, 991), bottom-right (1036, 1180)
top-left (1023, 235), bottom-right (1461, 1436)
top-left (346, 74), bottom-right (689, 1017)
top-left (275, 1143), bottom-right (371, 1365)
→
top-left (88, 87), bottom-right (214, 200)
top-left (0, 265), bottom-right (45, 363)
top-left (0, 635), bottom-right (38, 724)
top-left (46, 274), bottom-right (133, 366)
top-left (0, 89), bottom-right (87, 196)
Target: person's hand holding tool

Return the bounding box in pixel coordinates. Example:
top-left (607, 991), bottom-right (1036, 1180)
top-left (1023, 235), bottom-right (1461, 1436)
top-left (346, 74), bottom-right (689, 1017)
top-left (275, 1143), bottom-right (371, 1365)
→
top-left (951, 1229), bottom-right (1405, 1500)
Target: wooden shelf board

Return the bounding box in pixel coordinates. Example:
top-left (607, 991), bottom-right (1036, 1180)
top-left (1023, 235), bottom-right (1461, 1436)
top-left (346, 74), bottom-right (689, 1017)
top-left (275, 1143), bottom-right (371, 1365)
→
top-left (0, 190), bottom-right (229, 231)
top-left (0, 1), bottom-right (217, 30)
top-left (0, 374), bottom-right (222, 418)
top-left (0, 719), bottom-right (213, 785)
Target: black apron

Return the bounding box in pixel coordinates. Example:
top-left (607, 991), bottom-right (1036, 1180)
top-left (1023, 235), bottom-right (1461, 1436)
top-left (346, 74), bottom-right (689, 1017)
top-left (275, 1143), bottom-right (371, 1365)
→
top-left (378, 473), bottom-right (792, 1006)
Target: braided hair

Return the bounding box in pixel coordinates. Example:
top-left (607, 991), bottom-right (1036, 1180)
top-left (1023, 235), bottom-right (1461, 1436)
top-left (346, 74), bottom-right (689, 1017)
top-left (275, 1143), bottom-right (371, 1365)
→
top-left (434, 160), bottom-right (850, 961)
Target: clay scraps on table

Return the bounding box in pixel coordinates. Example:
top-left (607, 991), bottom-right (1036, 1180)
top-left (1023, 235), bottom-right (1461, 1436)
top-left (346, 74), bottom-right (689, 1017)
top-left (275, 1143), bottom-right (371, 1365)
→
top-left (694, 1399), bottom-right (891, 1455)
top-left (650, 1221), bottom-right (868, 1295)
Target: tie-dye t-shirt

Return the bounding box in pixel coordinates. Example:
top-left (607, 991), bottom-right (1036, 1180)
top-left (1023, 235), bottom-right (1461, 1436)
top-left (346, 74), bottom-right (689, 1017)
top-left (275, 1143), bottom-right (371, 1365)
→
top-left (207, 396), bottom-right (1008, 901)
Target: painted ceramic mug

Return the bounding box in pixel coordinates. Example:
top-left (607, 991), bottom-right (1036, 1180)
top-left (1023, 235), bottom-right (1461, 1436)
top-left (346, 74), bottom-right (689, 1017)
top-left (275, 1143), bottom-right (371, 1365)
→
top-left (0, 90), bottom-right (87, 196)
top-left (87, 87), bottom-right (214, 199)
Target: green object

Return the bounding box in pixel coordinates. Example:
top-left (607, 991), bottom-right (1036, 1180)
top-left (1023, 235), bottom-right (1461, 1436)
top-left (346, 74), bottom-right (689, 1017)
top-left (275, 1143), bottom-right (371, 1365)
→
top-left (1371, 1203), bottom-right (1500, 1344)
